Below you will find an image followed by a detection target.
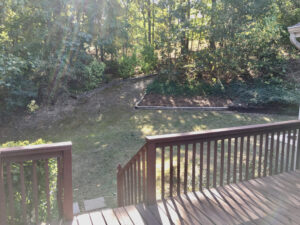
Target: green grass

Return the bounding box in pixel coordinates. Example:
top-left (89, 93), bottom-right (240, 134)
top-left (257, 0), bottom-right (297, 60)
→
top-left (0, 79), bottom-right (297, 207)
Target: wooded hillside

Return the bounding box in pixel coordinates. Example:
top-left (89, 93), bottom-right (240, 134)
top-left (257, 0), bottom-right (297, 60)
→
top-left (0, 0), bottom-right (299, 114)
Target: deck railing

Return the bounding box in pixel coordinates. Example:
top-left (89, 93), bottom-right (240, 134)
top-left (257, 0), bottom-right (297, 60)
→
top-left (0, 142), bottom-right (73, 225)
top-left (117, 120), bottom-right (300, 206)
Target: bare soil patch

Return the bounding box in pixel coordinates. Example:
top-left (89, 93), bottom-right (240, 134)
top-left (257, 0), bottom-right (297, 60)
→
top-left (139, 93), bottom-right (233, 107)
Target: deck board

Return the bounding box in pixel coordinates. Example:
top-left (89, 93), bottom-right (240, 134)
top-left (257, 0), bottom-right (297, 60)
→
top-left (71, 170), bottom-right (300, 225)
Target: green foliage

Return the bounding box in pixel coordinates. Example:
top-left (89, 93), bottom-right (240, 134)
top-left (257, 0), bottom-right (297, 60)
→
top-left (226, 78), bottom-right (300, 106)
top-left (118, 53), bottom-right (137, 78)
top-left (27, 100), bottom-right (39, 113)
top-left (85, 60), bottom-right (106, 89)
top-left (148, 76), bottom-right (300, 107)
top-left (140, 45), bottom-right (158, 74)
top-left (147, 78), bottom-right (225, 96)
top-left (1, 139), bottom-right (59, 224)
top-left (1, 0), bottom-right (300, 113)
top-left (0, 53), bottom-right (37, 113)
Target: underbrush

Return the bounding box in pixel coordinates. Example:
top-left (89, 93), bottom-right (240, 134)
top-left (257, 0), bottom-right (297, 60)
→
top-left (147, 77), bottom-right (300, 107)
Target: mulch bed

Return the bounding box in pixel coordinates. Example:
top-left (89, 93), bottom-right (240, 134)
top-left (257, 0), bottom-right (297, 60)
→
top-left (139, 93), bottom-right (233, 107)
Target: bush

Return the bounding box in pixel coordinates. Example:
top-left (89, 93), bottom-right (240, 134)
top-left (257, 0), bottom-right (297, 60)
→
top-left (0, 53), bottom-right (38, 113)
top-left (147, 76), bottom-right (300, 107)
top-left (226, 78), bottom-right (300, 106)
top-left (1, 139), bottom-right (59, 224)
top-left (140, 45), bottom-right (158, 74)
top-left (147, 78), bottom-right (224, 96)
top-left (118, 53), bottom-right (137, 78)
top-left (85, 60), bottom-right (106, 89)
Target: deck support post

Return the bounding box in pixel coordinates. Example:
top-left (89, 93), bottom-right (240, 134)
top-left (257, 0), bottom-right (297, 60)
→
top-left (0, 158), bottom-right (7, 225)
top-left (117, 165), bottom-right (124, 206)
top-left (146, 141), bottom-right (156, 205)
top-left (297, 130), bottom-right (300, 170)
top-left (62, 146), bottom-right (73, 221)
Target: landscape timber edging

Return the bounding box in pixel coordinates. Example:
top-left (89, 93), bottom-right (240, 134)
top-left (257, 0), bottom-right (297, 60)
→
top-left (135, 93), bottom-right (230, 111)
top-left (135, 105), bottom-right (230, 110)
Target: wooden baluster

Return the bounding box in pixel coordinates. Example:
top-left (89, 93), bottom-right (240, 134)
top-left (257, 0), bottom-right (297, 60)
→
top-left (0, 159), bottom-right (7, 225)
top-left (192, 143), bottom-right (196, 192)
top-left (7, 162), bottom-right (15, 223)
top-left (227, 138), bottom-right (231, 184)
top-left (233, 137), bottom-right (238, 183)
top-left (184, 144), bottom-right (188, 194)
top-left (269, 132), bottom-right (274, 176)
top-left (296, 128), bottom-right (300, 170)
top-left (57, 157), bottom-right (63, 218)
top-left (177, 145), bottom-right (181, 195)
top-left (199, 142), bottom-right (204, 191)
top-left (127, 167), bottom-right (130, 205)
top-left (263, 133), bottom-right (269, 177)
top-left (161, 146), bottom-right (165, 199)
top-left (252, 135), bottom-right (257, 179)
top-left (275, 131), bottom-right (280, 174)
top-left (137, 154), bottom-right (141, 203)
top-left (169, 145), bottom-right (174, 197)
top-left (280, 131), bottom-right (286, 173)
top-left (290, 129), bottom-right (297, 170)
top-left (220, 139), bottom-right (225, 186)
top-left (245, 136), bottom-right (250, 180)
top-left (134, 159), bottom-right (137, 204)
top-left (285, 130), bottom-right (291, 172)
top-left (32, 160), bottom-right (39, 224)
top-left (258, 134), bottom-right (263, 178)
top-left (142, 149), bottom-right (146, 202)
top-left (213, 140), bottom-right (218, 188)
top-left (130, 164), bottom-right (134, 204)
top-left (239, 136), bottom-right (244, 182)
top-left (146, 142), bottom-right (156, 205)
top-left (123, 173), bottom-right (126, 206)
top-left (206, 141), bottom-right (211, 189)
top-left (44, 160), bottom-right (51, 220)
top-left (62, 146), bottom-right (73, 221)
top-left (117, 165), bottom-right (124, 206)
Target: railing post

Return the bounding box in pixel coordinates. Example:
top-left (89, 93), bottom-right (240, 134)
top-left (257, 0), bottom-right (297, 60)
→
top-left (296, 129), bottom-right (300, 170)
top-left (62, 145), bottom-right (73, 221)
top-left (146, 141), bottom-right (156, 205)
top-left (0, 158), bottom-right (7, 225)
top-left (117, 165), bottom-right (124, 207)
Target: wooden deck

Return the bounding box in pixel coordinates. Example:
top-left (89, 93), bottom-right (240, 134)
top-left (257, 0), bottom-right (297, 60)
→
top-left (70, 170), bottom-right (300, 225)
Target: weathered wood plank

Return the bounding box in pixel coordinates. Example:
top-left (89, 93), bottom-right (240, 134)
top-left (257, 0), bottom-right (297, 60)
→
top-left (102, 209), bottom-right (120, 225)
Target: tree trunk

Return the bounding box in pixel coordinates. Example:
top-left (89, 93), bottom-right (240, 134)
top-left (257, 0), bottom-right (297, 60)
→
top-left (147, 0), bottom-right (151, 44)
top-left (152, 0), bottom-right (155, 46)
top-left (209, 0), bottom-right (216, 50)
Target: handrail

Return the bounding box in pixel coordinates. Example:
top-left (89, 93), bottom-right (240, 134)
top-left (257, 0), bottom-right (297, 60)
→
top-left (117, 120), bottom-right (300, 207)
top-left (146, 120), bottom-right (300, 143)
top-left (0, 142), bottom-right (73, 225)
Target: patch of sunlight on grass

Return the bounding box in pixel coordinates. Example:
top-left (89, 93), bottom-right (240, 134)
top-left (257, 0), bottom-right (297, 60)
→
top-left (94, 141), bottom-right (100, 146)
top-left (235, 114), bottom-right (242, 119)
top-left (193, 124), bottom-right (207, 131)
top-left (262, 117), bottom-right (271, 122)
top-left (96, 114), bottom-right (103, 122)
top-left (140, 125), bottom-right (156, 136)
top-left (179, 119), bottom-right (186, 124)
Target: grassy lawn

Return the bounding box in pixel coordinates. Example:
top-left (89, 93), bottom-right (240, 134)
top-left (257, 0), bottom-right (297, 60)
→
top-left (0, 79), bottom-right (297, 208)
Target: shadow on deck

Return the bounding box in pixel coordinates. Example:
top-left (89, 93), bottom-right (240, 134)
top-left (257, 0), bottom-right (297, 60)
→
top-left (70, 170), bottom-right (300, 225)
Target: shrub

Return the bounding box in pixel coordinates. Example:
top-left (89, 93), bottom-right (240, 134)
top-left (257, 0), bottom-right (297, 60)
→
top-left (0, 53), bottom-right (37, 113)
top-left (118, 53), bottom-right (137, 78)
top-left (85, 60), bottom-right (106, 89)
top-left (147, 76), bottom-right (300, 107)
top-left (1, 139), bottom-right (59, 224)
top-left (140, 45), bottom-right (158, 74)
